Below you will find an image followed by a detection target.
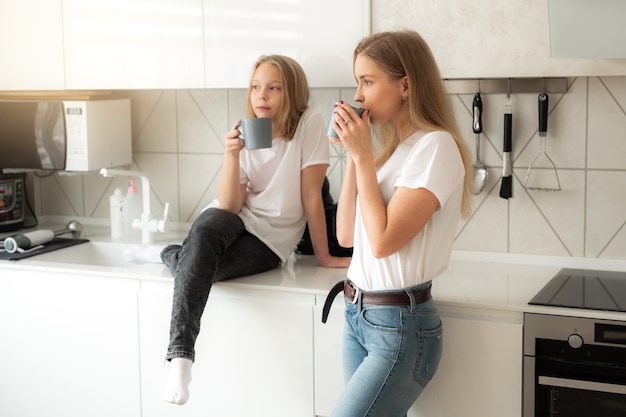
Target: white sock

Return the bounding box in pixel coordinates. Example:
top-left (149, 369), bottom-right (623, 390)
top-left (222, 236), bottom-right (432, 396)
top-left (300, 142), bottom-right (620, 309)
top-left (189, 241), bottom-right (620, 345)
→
top-left (161, 357), bottom-right (193, 405)
top-left (122, 245), bottom-right (165, 264)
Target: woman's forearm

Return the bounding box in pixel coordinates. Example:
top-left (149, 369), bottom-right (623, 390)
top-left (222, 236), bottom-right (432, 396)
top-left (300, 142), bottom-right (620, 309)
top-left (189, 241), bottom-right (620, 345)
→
top-left (336, 158), bottom-right (357, 248)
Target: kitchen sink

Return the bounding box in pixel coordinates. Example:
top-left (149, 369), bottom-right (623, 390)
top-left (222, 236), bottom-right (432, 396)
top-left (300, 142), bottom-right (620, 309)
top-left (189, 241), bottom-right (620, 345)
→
top-left (31, 241), bottom-right (166, 270)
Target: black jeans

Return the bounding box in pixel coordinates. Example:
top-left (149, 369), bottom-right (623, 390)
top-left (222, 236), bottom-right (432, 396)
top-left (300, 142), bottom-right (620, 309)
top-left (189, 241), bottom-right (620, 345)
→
top-left (162, 208), bottom-right (280, 361)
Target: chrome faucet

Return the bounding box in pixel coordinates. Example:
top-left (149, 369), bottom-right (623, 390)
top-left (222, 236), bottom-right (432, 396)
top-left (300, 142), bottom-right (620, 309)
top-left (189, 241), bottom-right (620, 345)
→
top-left (100, 168), bottom-right (169, 244)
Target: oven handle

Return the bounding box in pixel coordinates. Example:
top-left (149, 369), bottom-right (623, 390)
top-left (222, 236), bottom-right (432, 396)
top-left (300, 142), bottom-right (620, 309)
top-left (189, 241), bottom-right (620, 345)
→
top-left (539, 376), bottom-right (626, 395)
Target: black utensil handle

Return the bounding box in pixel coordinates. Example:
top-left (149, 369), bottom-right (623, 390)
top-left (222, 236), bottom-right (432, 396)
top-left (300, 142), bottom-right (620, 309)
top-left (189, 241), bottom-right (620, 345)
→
top-left (539, 93), bottom-right (549, 135)
top-left (503, 113), bottom-right (512, 152)
top-left (473, 93), bottom-right (483, 134)
top-left (499, 175), bottom-right (512, 199)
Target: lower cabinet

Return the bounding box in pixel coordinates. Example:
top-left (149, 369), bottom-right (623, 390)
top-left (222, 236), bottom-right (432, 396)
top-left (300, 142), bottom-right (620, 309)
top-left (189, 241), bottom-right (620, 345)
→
top-left (413, 306), bottom-right (523, 417)
top-left (0, 269), bottom-right (142, 417)
top-left (313, 296), bottom-right (346, 416)
top-left (314, 301), bottom-right (523, 417)
top-left (138, 281), bottom-right (316, 417)
top-left (0, 266), bottom-right (523, 417)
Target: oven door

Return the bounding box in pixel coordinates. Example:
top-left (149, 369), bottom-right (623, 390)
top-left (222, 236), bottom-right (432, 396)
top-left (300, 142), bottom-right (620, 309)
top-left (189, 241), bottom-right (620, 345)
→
top-left (524, 354), bottom-right (626, 417)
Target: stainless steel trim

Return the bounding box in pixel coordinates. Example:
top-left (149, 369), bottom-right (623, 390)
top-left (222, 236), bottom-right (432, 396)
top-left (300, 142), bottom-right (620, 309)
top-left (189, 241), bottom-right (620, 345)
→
top-left (522, 357), bottom-right (535, 417)
top-left (538, 376), bottom-right (626, 395)
top-left (524, 313), bottom-right (626, 355)
top-left (444, 77), bottom-right (569, 95)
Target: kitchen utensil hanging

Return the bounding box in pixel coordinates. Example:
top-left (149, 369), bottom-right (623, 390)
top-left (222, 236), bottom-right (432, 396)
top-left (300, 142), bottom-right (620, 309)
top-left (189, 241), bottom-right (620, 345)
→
top-left (499, 85), bottom-right (513, 199)
top-left (524, 93), bottom-right (561, 191)
top-left (472, 92), bottom-right (488, 195)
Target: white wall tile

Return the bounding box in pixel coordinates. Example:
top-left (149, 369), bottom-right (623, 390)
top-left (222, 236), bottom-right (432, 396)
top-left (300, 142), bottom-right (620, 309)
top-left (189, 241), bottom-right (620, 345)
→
top-left (132, 90), bottom-right (178, 153)
top-left (588, 77), bottom-right (626, 169)
top-left (586, 171), bottom-right (626, 258)
top-left (178, 153), bottom-right (223, 222)
top-left (31, 75), bottom-right (626, 261)
top-left (177, 90), bottom-right (227, 154)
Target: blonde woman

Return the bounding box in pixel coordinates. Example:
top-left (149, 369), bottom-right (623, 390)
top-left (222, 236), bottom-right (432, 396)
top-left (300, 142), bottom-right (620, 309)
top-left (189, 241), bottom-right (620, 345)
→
top-left (329, 30), bottom-right (472, 417)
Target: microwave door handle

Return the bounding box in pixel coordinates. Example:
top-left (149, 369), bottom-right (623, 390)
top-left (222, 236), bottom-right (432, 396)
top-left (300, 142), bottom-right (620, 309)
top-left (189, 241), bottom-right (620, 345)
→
top-left (538, 376), bottom-right (626, 395)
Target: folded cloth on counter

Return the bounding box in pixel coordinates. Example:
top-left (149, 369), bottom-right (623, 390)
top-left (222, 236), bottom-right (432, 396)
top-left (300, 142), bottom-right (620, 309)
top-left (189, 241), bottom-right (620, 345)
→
top-left (0, 237), bottom-right (89, 261)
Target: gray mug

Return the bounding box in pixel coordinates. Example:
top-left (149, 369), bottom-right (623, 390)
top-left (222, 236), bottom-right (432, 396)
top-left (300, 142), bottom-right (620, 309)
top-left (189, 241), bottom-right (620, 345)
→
top-left (326, 103), bottom-right (364, 139)
top-left (236, 117), bottom-right (272, 150)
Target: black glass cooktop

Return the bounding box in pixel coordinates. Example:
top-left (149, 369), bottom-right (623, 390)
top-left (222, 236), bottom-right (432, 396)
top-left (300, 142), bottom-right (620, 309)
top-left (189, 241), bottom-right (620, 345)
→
top-left (529, 268), bottom-right (626, 312)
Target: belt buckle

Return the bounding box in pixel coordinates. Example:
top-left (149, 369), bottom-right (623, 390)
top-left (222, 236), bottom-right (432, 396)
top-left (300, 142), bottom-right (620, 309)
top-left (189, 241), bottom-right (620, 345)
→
top-left (348, 284), bottom-right (360, 304)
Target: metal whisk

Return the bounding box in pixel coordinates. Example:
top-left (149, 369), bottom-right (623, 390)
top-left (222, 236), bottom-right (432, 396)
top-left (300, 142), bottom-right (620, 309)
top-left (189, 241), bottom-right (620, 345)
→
top-left (524, 93), bottom-right (561, 191)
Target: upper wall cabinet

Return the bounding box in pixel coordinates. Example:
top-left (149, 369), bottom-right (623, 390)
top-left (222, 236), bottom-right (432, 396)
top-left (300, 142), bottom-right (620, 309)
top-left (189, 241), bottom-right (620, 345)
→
top-left (203, 0), bottom-right (370, 88)
top-left (0, 1), bottom-right (65, 91)
top-left (63, 0), bottom-right (205, 89)
top-left (549, 0), bottom-right (626, 59)
top-left (373, 0), bottom-right (626, 78)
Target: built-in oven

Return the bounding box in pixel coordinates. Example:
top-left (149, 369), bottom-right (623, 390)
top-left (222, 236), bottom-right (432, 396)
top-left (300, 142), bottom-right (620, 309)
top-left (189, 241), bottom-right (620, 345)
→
top-left (523, 313), bottom-right (626, 417)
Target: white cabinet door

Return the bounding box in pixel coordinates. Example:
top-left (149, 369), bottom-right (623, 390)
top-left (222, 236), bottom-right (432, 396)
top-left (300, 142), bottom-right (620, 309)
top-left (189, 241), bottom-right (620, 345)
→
top-left (203, 0), bottom-right (370, 88)
top-left (314, 301), bottom-right (523, 417)
top-left (0, 0), bottom-right (65, 90)
top-left (313, 295), bottom-right (345, 417)
top-left (374, 0), bottom-right (626, 77)
top-left (138, 281), bottom-right (315, 417)
top-left (0, 269), bottom-right (141, 417)
top-left (62, 0), bottom-right (205, 89)
top-left (410, 307), bottom-right (523, 417)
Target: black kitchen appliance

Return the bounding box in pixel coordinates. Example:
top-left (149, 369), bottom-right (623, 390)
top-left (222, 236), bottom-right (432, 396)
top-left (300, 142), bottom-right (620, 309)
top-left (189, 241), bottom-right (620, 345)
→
top-left (525, 268), bottom-right (626, 416)
top-left (529, 268), bottom-right (626, 312)
top-left (523, 313), bottom-right (626, 417)
top-left (0, 172), bottom-right (26, 232)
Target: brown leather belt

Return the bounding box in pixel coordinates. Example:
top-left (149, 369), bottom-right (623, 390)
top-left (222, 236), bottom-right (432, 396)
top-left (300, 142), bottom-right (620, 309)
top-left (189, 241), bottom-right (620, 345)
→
top-left (321, 280), bottom-right (432, 323)
top-left (344, 280), bottom-right (431, 305)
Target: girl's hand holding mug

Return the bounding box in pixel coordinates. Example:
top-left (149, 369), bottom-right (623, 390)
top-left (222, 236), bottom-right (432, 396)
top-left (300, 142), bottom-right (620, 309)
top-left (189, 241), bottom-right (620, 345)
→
top-left (224, 120), bottom-right (246, 153)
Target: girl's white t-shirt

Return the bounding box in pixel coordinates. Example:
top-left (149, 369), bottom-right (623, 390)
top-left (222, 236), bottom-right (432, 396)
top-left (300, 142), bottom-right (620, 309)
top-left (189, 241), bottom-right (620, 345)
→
top-left (205, 108), bottom-right (329, 263)
top-left (347, 130), bottom-right (465, 291)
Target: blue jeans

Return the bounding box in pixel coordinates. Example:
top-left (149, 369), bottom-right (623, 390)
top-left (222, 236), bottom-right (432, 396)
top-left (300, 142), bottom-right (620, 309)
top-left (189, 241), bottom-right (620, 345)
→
top-left (331, 281), bottom-right (443, 417)
top-left (161, 208), bottom-right (281, 362)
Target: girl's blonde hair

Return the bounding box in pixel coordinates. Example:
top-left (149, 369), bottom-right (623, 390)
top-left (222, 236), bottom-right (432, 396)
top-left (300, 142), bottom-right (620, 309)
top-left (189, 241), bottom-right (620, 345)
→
top-left (247, 55), bottom-right (309, 140)
top-left (354, 30), bottom-right (472, 218)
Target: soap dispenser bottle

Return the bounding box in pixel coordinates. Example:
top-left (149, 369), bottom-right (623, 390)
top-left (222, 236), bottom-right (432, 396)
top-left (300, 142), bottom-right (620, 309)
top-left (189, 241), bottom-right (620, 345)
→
top-left (109, 188), bottom-right (124, 239)
top-left (123, 178), bottom-right (141, 240)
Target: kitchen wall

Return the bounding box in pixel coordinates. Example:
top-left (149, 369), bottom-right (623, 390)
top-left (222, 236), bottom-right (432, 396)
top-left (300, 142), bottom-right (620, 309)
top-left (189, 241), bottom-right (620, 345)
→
top-left (31, 2), bottom-right (626, 261)
top-left (33, 76), bottom-right (626, 260)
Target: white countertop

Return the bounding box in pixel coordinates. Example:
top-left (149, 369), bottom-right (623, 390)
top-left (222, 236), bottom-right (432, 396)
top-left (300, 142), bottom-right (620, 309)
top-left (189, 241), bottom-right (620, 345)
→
top-left (3, 220), bottom-right (626, 322)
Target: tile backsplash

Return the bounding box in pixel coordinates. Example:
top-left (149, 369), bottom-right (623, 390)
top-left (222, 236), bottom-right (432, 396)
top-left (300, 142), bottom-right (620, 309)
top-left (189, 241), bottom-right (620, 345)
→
top-left (32, 76), bottom-right (626, 260)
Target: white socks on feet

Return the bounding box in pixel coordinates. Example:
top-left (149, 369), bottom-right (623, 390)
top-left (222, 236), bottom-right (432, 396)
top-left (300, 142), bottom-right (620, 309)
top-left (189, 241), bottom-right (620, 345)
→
top-left (161, 357), bottom-right (193, 405)
top-left (122, 245), bottom-right (165, 264)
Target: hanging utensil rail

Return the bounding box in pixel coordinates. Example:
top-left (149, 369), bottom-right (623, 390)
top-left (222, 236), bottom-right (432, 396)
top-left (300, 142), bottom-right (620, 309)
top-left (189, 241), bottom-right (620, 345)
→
top-left (444, 77), bottom-right (568, 95)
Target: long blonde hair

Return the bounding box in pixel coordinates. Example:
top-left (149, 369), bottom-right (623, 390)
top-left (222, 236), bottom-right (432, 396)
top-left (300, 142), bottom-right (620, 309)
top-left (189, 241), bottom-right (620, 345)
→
top-left (246, 55), bottom-right (309, 140)
top-left (354, 30), bottom-right (472, 218)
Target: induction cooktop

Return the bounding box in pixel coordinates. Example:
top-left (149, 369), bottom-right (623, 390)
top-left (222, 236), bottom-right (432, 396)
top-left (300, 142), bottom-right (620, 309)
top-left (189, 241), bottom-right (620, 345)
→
top-left (529, 268), bottom-right (626, 312)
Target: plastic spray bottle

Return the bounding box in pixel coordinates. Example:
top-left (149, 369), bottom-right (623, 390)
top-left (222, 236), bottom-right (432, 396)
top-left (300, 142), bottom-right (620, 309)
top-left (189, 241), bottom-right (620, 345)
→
top-left (123, 178), bottom-right (141, 240)
top-left (109, 187), bottom-right (124, 239)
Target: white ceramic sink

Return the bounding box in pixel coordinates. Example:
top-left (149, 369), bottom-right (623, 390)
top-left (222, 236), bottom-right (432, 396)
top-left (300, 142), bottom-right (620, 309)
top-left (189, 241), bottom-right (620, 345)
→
top-left (32, 241), bottom-right (163, 269)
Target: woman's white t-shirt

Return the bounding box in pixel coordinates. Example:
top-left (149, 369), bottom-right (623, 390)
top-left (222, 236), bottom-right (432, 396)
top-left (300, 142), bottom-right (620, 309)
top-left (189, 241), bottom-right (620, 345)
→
top-left (347, 130), bottom-right (465, 291)
top-left (205, 108), bottom-right (329, 263)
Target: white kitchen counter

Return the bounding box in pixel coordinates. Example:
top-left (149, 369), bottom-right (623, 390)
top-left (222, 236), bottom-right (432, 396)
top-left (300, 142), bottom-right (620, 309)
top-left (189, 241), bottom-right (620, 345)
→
top-left (3, 221), bottom-right (626, 321)
top-left (3, 221), bottom-right (626, 417)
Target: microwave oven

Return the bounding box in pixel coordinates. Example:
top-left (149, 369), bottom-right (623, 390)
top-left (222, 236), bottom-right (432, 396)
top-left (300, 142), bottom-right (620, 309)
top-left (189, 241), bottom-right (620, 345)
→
top-left (0, 98), bottom-right (132, 172)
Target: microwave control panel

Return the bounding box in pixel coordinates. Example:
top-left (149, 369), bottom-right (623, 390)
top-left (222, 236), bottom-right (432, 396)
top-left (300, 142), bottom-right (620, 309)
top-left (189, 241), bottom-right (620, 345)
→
top-left (0, 176), bottom-right (24, 223)
top-left (62, 99), bottom-right (132, 172)
top-left (65, 102), bottom-right (88, 162)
